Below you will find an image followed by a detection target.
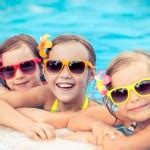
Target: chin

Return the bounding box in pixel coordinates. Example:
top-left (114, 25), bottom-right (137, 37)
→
top-left (57, 96), bottom-right (75, 104)
top-left (130, 115), bottom-right (149, 123)
top-left (16, 87), bottom-right (29, 91)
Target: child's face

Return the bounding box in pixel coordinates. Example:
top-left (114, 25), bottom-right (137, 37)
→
top-left (2, 44), bottom-right (41, 91)
top-left (44, 41), bottom-right (92, 104)
top-left (111, 61), bottom-right (150, 123)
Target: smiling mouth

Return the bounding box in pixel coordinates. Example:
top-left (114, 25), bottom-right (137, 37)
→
top-left (14, 81), bottom-right (29, 86)
top-left (56, 83), bottom-right (75, 89)
top-left (128, 104), bottom-right (149, 112)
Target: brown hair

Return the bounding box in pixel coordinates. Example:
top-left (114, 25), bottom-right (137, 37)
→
top-left (1, 34), bottom-right (41, 60)
top-left (47, 35), bottom-right (96, 65)
top-left (0, 34), bottom-right (45, 88)
top-left (106, 50), bottom-right (150, 89)
top-left (104, 50), bottom-right (150, 125)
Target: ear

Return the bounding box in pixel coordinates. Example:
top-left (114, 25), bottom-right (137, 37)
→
top-left (88, 67), bottom-right (96, 82)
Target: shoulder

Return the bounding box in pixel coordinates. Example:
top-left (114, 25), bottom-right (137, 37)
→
top-left (0, 85), bottom-right (54, 108)
top-left (28, 84), bottom-right (55, 101)
top-left (89, 99), bottom-right (100, 106)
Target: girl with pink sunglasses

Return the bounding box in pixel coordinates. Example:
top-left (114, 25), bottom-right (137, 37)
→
top-left (0, 34), bottom-right (46, 92)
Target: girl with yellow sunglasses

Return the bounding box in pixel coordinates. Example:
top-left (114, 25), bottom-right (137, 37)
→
top-left (65, 50), bottom-right (150, 150)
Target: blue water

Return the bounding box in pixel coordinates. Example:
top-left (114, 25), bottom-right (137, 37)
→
top-left (0, 0), bottom-right (150, 70)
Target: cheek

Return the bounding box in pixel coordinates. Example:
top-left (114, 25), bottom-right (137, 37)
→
top-left (145, 96), bottom-right (150, 101)
top-left (27, 74), bottom-right (40, 83)
top-left (76, 73), bottom-right (89, 88)
top-left (29, 66), bottom-right (41, 81)
top-left (143, 96), bottom-right (150, 106)
top-left (6, 80), bottom-right (13, 88)
top-left (44, 71), bottom-right (55, 84)
top-left (118, 105), bottom-right (127, 116)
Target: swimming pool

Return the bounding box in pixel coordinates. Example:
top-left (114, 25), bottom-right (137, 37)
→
top-left (0, 0), bottom-right (149, 69)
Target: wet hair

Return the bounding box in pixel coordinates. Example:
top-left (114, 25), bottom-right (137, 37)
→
top-left (0, 34), bottom-right (45, 89)
top-left (46, 35), bottom-right (96, 66)
top-left (103, 50), bottom-right (150, 125)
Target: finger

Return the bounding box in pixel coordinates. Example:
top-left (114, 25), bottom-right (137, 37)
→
top-left (97, 129), bottom-right (112, 145)
top-left (105, 130), bottom-right (116, 140)
top-left (33, 127), bottom-right (47, 140)
top-left (49, 126), bottom-right (56, 138)
top-left (104, 129), bottom-right (123, 140)
top-left (97, 133), bottom-right (103, 145)
top-left (43, 126), bottom-right (56, 140)
top-left (30, 131), bottom-right (42, 141)
top-left (115, 130), bottom-right (123, 136)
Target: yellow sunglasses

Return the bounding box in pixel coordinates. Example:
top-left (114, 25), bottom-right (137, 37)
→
top-left (106, 78), bottom-right (150, 105)
top-left (43, 59), bottom-right (93, 75)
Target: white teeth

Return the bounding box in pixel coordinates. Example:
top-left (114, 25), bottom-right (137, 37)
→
top-left (57, 83), bottom-right (73, 88)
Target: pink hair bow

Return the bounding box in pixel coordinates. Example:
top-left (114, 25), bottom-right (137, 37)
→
top-left (95, 71), bottom-right (111, 95)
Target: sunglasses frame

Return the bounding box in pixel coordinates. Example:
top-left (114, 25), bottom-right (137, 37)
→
top-left (43, 59), bottom-right (94, 75)
top-left (0, 58), bottom-right (41, 80)
top-left (106, 78), bottom-right (150, 105)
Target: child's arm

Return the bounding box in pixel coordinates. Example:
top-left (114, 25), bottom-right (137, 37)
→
top-left (0, 85), bottom-right (52, 108)
top-left (81, 105), bottom-right (118, 125)
top-left (102, 126), bottom-right (150, 150)
top-left (0, 85), bottom-right (56, 140)
top-left (17, 104), bottom-right (118, 129)
top-left (67, 115), bottom-right (97, 131)
top-left (17, 107), bottom-right (74, 128)
top-left (126, 126), bottom-right (150, 150)
top-left (17, 108), bottom-right (97, 129)
top-left (0, 100), bottom-right (55, 140)
top-left (66, 115), bottom-right (150, 150)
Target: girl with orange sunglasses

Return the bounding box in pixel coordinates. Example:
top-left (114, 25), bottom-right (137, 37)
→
top-left (0, 34), bottom-right (117, 141)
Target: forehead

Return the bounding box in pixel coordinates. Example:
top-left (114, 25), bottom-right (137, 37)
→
top-left (48, 41), bottom-right (89, 60)
top-left (2, 44), bottom-right (35, 66)
top-left (111, 61), bottom-right (149, 87)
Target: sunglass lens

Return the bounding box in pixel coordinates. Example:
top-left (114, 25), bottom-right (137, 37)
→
top-left (46, 60), bottom-right (62, 73)
top-left (111, 88), bottom-right (128, 104)
top-left (135, 80), bottom-right (150, 95)
top-left (0, 68), bottom-right (4, 79)
top-left (3, 66), bottom-right (15, 79)
top-left (69, 61), bottom-right (85, 74)
top-left (20, 60), bottom-right (36, 74)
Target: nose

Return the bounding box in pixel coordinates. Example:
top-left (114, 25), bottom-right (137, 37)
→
top-left (129, 90), bottom-right (140, 103)
top-left (15, 68), bottom-right (25, 79)
top-left (59, 66), bottom-right (72, 79)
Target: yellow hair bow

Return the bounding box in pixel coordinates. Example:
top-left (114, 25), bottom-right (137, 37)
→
top-left (38, 34), bottom-right (52, 58)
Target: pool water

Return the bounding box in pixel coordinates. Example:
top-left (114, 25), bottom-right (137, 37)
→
top-left (0, 0), bottom-right (150, 100)
top-left (0, 0), bottom-right (149, 68)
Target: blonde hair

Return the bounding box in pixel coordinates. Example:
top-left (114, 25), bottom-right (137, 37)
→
top-left (104, 50), bottom-right (150, 125)
top-left (106, 50), bottom-right (150, 89)
top-left (47, 35), bottom-right (96, 66)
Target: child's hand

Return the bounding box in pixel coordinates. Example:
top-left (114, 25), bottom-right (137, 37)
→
top-left (102, 133), bottom-right (127, 150)
top-left (92, 121), bottom-right (122, 145)
top-left (25, 122), bottom-right (56, 140)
